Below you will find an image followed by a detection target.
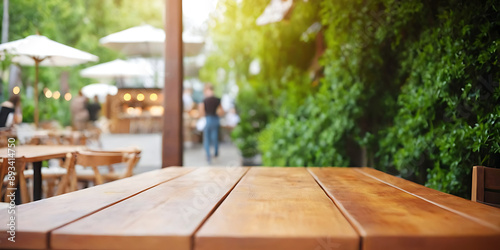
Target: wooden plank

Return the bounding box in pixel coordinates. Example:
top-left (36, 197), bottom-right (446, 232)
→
top-left (51, 167), bottom-right (248, 250)
top-left (310, 167), bottom-right (500, 250)
top-left (195, 167), bottom-right (359, 250)
top-left (361, 167), bottom-right (500, 229)
top-left (0, 167), bottom-right (193, 249)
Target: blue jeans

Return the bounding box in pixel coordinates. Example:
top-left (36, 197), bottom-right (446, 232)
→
top-left (203, 116), bottom-right (220, 162)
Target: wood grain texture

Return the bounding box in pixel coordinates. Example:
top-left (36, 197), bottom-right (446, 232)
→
top-left (310, 167), bottom-right (500, 250)
top-left (0, 167), bottom-right (194, 249)
top-left (361, 167), bottom-right (500, 229)
top-left (51, 167), bottom-right (248, 250)
top-left (195, 167), bottom-right (359, 250)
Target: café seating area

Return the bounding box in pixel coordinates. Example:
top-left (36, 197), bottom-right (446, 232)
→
top-left (0, 124), bottom-right (142, 204)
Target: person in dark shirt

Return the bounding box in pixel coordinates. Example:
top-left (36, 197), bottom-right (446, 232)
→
top-left (0, 95), bottom-right (21, 128)
top-left (87, 96), bottom-right (101, 125)
top-left (199, 84), bottom-right (223, 164)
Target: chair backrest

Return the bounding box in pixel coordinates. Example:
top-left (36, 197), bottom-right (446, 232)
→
top-left (56, 153), bottom-right (77, 195)
top-left (89, 146), bottom-right (142, 155)
top-left (76, 150), bottom-right (140, 180)
top-left (122, 153), bottom-right (141, 178)
top-left (76, 151), bottom-right (125, 167)
top-left (472, 166), bottom-right (500, 208)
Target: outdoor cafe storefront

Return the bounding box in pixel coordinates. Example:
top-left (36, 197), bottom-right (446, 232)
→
top-left (105, 88), bottom-right (163, 134)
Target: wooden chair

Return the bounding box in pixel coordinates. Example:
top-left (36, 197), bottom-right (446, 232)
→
top-left (472, 166), bottom-right (500, 208)
top-left (75, 151), bottom-right (140, 186)
top-left (88, 146), bottom-right (142, 155)
top-left (24, 153), bottom-right (75, 198)
top-left (1, 157), bottom-right (30, 204)
top-left (0, 158), bottom-right (7, 197)
top-left (88, 147), bottom-right (141, 175)
top-left (56, 153), bottom-right (78, 195)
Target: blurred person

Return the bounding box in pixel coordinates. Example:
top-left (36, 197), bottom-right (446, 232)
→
top-left (199, 84), bottom-right (224, 164)
top-left (0, 95), bottom-right (22, 128)
top-left (70, 90), bottom-right (89, 131)
top-left (87, 95), bottom-right (101, 127)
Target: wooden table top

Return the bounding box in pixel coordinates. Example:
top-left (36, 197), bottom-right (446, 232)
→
top-left (0, 145), bottom-right (86, 162)
top-left (0, 167), bottom-right (499, 250)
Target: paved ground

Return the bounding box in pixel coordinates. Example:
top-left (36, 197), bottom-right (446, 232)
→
top-left (99, 133), bottom-right (242, 174)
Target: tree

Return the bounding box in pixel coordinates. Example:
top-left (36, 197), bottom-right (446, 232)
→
top-left (201, 0), bottom-right (320, 158)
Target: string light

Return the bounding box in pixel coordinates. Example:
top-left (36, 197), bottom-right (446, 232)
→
top-left (137, 93), bottom-right (145, 101)
top-left (123, 93), bottom-right (131, 101)
top-left (53, 91), bottom-right (61, 100)
top-left (64, 93), bottom-right (72, 101)
top-left (12, 86), bottom-right (20, 95)
top-left (150, 93), bottom-right (158, 101)
top-left (45, 90), bottom-right (53, 98)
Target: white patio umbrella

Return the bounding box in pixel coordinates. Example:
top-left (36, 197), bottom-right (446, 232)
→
top-left (81, 83), bottom-right (118, 102)
top-left (100, 24), bottom-right (205, 57)
top-left (100, 25), bottom-right (164, 57)
top-left (80, 59), bottom-right (149, 79)
top-left (0, 34), bottom-right (98, 126)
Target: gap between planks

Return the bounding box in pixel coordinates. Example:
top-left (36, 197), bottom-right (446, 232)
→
top-left (45, 168), bottom-right (196, 249)
top-left (306, 167), bottom-right (365, 250)
top-left (189, 167), bottom-right (251, 250)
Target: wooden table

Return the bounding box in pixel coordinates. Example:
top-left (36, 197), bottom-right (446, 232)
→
top-left (0, 145), bottom-right (85, 201)
top-left (0, 167), bottom-right (499, 249)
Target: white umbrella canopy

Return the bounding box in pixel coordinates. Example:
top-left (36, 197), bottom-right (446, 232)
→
top-left (0, 35), bottom-right (98, 66)
top-left (0, 34), bottom-right (99, 127)
top-left (100, 25), bottom-right (165, 57)
top-left (81, 83), bottom-right (118, 102)
top-left (100, 24), bottom-right (205, 57)
top-left (80, 59), bottom-right (149, 79)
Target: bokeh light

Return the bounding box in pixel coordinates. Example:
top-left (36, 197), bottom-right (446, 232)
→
top-left (64, 93), bottom-right (72, 101)
top-left (45, 90), bottom-right (53, 98)
top-left (53, 91), bottom-right (61, 100)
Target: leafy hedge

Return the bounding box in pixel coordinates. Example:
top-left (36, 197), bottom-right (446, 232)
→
top-left (257, 0), bottom-right (499, 197)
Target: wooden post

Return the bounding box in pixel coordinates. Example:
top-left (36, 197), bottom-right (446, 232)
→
top-left (162, 0), bottom-right (183, 167)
